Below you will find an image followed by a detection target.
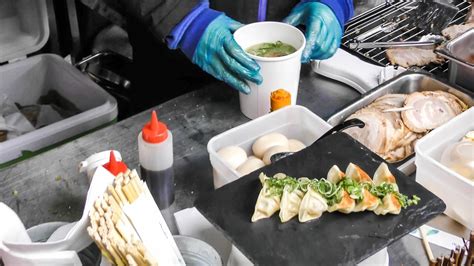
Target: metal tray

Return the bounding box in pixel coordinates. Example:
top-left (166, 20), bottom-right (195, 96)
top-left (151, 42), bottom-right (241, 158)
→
top-left (326, 72), bottom-right (474, 175)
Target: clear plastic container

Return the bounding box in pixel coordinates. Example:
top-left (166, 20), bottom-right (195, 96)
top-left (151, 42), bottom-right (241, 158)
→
top-left (415, 107), bottom-right (474, 229)
top-left (207, 105), bottom-right (332, 189)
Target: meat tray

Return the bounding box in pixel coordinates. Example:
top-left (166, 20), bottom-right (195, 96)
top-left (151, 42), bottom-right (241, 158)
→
top-left (326, 72), bottom-right (474, 175)
top-left (195, 132), bottom-right (445, 266)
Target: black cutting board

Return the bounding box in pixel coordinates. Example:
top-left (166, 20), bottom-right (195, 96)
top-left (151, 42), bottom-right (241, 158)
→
top-left (196, 132), bottom-right (445, 265)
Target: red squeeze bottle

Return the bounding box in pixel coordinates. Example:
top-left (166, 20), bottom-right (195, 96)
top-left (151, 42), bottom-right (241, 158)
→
top-left (138, 111), bottom-right (174, 209)
top-left (103, 151), bottom-right (127, 176)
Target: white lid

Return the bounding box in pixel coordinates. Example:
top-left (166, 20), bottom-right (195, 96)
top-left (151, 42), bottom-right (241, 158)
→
top-left (0, 0), bottom-right (49, 63)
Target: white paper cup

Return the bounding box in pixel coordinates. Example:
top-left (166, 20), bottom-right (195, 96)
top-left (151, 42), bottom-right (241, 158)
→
top-left (234, 22), bottom-right (305, 119)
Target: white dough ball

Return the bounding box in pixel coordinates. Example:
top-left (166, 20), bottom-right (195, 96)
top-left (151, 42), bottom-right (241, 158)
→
top-left (236, 156), bottom-right (265, 176)
top-left (262, 145), bottom-right (291, 165)
top-left (217, 146), bottom-right (247, 170)
top-left (288, 139), bottom-right (306, 152)
top-left (252, 133), bottom-right (289, 158)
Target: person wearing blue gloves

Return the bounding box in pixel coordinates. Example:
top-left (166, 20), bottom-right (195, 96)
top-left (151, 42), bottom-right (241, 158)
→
top-left (82, 0), bottom-right (353, 108)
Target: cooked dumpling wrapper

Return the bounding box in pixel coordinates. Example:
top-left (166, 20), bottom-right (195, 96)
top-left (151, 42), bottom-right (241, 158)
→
top-left (327, 165), bottom-right (345, 184)
top-left (279, 185), bottom-right (305, 223)
top-left (327, 190), bottom-right (355, 214)
top-left (298, 186), bottom-right (328, 223)
top-left (252, 174), bottom-right (282, 222)
top-left (353, 188), bottom-right (379, 212)
top-left (345, 163), bottom-right (372, 183)
top-left (373, 163), bottom-right (398, 191)
top-left (374, 193), bottom-right (401, 215)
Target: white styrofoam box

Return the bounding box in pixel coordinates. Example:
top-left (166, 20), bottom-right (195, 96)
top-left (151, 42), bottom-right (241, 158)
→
top-left (0, 0), bottom-right (49, 63)
top-left (0, 54), bottom-right (118, 163)
top-left (207, 105), bottom-right (332, 189)
top-left (415, 107), bottom-right (474, 229)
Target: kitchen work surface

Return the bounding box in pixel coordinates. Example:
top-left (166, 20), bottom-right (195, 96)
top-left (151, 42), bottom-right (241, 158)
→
top-left (196, 132), bottom-right (445, 265)
top-left (0, 65), bottom-right (467, 265)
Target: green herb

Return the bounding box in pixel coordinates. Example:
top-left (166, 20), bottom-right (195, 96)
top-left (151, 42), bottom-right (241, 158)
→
top-left (307, 178), bottom-right (342, 206)
top-left (264, 175), bottom-right (298, 196)
top-left (340, 178), bottom-right (365, 201)
top-left (394, 193), bottom-right (420, 208)
top-left (297, 177), bottom-right (311, 193)
top-left (246, 41), bottom-right (297, 57)
top-left (260, 173), bottom-right (421, 209)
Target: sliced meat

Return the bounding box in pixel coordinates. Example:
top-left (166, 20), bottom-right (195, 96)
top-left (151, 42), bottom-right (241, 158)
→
top-left (401, 91), bottom-right (465, 133)
top-left (372, 94), bottom-right (407, 108)
top-left (344, 109), bottom-right (390, 155)
top-left (386, 47), bottom-right (445, 68)
top-left (382, 132), bottom-right (421, 163)
top-left (442, 22), bottom-right (474, 40)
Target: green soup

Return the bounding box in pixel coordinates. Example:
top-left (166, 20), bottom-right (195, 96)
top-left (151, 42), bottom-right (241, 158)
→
top-left (246, 41), bottom-right (297, 58)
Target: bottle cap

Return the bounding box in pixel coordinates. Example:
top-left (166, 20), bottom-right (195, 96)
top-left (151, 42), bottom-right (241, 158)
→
top-left (142, 111), bottom-right (168, 143)
top-left (103, 151), bottom-right (128, 176)
top-left (270, 89), bottom-right (291, 112)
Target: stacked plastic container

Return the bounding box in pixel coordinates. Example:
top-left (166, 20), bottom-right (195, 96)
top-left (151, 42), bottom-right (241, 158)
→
top-left (0, 0), bottom-right (117, 164)
top-left (415, 107), bottom-right (474, 229)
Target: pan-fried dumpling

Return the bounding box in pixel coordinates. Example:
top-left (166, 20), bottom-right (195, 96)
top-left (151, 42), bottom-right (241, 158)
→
top-left (353, 188), bottom-right (379, 212)
top-left (298, 186), bottom-right (328, 223)
top-left (327, 190), bottom-right (355, 214)
top-left (279, 185), bottom-right (304, 223)
top-left (327, 165), bottom-right (345, 184)
top-left (251, 174), bottom-right (282, 222)
top-left (374, 193), bottom-right (401, 215)
top-left (345, 163), bottom-right (372, 183)
top-left (373, 163), bottom-right (398, 191)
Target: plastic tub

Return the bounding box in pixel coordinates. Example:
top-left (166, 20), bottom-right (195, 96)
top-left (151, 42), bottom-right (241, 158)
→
top-left (0, 54), bottom-right (118, 164)
top-left (233, 22), bottom-right (305, 119)
top-left (415, 107), bottom-right (474, 229)
top-left (207, 105), bottom-right (332, 189)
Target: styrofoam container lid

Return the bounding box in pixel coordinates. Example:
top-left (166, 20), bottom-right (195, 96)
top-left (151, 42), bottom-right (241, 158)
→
top-left (0, 0), bottom-right (49, 63)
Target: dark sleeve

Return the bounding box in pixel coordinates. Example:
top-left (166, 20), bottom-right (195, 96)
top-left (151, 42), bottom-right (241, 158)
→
top-left (112, 0), bottom-right (200, 42)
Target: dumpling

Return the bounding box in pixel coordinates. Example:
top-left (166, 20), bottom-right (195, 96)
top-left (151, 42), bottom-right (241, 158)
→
top-left (345, 163), bottom-right (372, 183)
top-left (345, 163), bottom-right (379, 212)
top-left (352, 188), bottom-right (380, 212)
top-left (374, 193), bottom-right (401, 215)
top-left (326, 165), bottom-right (345, 184)
top-left (373, 163), bottom-right (398, 191)
top-left (327, 190), bottom-right (355, 214)
top-left (298, 186), bottom-right (328, 223)
top-left (279, 185), bottom-right (304, 223)
top-left (251, 173), bottom-right (285, 222)
top-left (326, 166), bottom-right (355, 213)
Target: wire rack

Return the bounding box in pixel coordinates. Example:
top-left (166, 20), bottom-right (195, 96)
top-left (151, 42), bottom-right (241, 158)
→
top-left (342, 1), bottom-right (472, 78)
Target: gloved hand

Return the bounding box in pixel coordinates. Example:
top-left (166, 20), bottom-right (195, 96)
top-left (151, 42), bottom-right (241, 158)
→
top-left (283, 2), bottom-right (343, 62)
top-left (192, 15), bottom-right (263, 94)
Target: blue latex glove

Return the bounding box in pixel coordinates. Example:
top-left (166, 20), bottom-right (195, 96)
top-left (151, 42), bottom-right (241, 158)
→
top-left (283, 2), bottom-right (343, 62)
top-left (192, 15), bottom-right (263, 94)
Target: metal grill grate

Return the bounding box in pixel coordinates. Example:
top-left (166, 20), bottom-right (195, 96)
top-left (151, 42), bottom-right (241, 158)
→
top-left (342, 1), bottom-right (472, 78)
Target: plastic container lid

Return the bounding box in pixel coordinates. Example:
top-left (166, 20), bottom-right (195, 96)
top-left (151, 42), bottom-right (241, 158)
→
top-left (142, 111), bottom-right (168, 143)
top-left (0, 0), bottom-right (50, 63)
top-left (102, 151), bottom-right (127, 176)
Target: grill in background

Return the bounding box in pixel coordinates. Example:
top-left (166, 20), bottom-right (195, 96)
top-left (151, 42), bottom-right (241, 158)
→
top-left (342, 1), bottom-right (472, 78)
